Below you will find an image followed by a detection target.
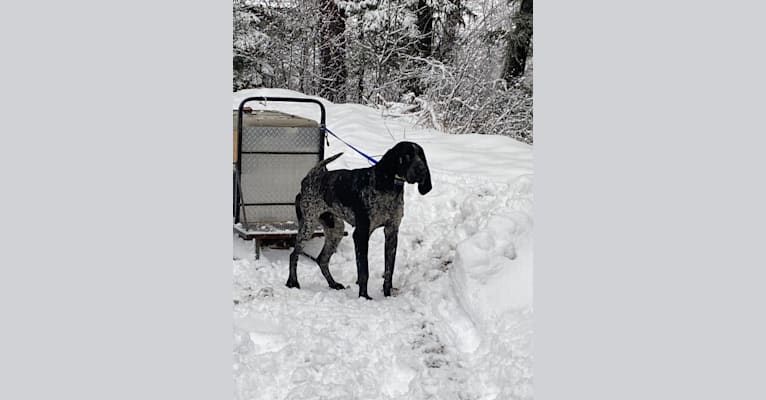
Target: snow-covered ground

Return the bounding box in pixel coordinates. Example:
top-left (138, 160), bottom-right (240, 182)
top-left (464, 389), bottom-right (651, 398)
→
top-left (233, 89), bottom-right (533, 400)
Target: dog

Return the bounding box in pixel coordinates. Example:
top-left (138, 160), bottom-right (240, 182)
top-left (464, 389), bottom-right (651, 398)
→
top-left (286, 141), bottom-right (432, 299)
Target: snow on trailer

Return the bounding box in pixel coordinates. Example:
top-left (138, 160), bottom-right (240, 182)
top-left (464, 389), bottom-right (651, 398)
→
top-left (233, 97), bottom-right (327, 258)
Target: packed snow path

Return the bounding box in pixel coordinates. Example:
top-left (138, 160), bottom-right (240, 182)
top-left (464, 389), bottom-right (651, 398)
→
top-left (233, 89), bottom-right (533, 400)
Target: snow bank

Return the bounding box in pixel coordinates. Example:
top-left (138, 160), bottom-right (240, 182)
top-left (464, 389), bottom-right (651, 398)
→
top-left (451, 175), bottom-right (534, 330)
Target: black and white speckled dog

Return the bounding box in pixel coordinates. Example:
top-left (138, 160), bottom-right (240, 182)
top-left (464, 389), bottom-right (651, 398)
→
top-left (286, 141), bottom-right (432, 299)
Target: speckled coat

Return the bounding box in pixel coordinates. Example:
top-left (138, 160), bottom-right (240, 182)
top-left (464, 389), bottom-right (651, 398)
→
top-left (286, 141), bottom-right (432, 299)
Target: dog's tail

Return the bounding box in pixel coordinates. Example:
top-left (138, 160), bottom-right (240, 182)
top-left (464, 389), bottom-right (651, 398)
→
top-left (309, 152), bottom-right (343, 175)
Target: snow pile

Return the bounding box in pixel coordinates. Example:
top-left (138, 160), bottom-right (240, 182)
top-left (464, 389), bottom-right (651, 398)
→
top-left (451, 175), bottom-right (533, 328)
top-left (233, 88), bottom-right (533, 400)
top-left (447, 175), bottom-right (534, 400)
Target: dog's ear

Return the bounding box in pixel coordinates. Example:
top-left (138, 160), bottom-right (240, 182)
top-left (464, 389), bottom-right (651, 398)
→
top-left (416, 146), bottom-right (432, 195)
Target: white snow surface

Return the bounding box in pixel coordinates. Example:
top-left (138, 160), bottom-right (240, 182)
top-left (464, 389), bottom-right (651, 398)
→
top-left (233, 89), bottom-right (533, 400)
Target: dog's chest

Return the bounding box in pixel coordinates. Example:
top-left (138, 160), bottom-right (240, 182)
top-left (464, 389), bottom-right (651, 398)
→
top-left (362, 190), bottom-right (404, 228)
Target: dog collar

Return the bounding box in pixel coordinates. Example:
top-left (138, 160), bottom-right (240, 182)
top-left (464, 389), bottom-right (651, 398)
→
top-left (394, 174), bottom-right (405, 186)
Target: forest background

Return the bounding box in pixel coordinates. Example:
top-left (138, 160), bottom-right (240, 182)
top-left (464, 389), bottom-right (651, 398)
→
top-left (233, 0), bottom-right (533, 143)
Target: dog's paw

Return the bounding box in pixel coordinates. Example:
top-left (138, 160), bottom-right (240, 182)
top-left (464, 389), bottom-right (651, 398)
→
top-left (329, 282), bottom-right (346, 290)
top-left (285, 279), bottom-right (301, 289)
top-left (359, 293), bottom-right (373, 300)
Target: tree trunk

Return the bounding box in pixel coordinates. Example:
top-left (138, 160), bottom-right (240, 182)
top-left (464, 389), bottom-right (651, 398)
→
top-left (415, 0), bottom-right (433, 56)
top-left (318, 0), bottom-right (348, 102)
top-left (502, 0), bottom-right (533, 80)
top-left (437, 0), bottom-right (463, 62)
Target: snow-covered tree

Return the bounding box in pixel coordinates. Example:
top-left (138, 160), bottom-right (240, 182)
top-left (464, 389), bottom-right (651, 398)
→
top-left (502, 0), bottom-right (532, 80)
top-left (233, 0), bottom-right (271, 90)
top-left (232, 0), bottom-right (533, 143)
top-left (318, 0), bottom-right (348, 101)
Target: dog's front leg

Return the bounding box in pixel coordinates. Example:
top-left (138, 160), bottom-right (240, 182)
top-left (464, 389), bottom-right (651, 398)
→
top-left (353, 219), bottom-right (372, 300)
top-left (383, 223), bottom-right (399, 297)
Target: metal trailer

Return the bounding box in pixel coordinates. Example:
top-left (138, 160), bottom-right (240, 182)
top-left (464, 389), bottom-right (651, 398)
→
top-left (233, 97), bottom-right (327, 259)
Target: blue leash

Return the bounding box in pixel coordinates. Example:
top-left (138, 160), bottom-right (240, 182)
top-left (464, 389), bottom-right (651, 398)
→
top-left (324, 126), bottom-right (378, 165)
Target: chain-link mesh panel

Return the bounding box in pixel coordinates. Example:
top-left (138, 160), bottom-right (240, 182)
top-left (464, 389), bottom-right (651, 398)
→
top-left (240, 154), bottom-right (319, 204)
top-left (241, 126), bottom-right (322, 153)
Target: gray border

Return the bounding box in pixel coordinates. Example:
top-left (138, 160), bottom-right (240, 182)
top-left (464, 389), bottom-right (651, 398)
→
top-left (0, 1), bottom-right (232, 398)
top-left (536, 1), bottom-right (766, 399)
top-left (3, 0), bottom-right (766, 399)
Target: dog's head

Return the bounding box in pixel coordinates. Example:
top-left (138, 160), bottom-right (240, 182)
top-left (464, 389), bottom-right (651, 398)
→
top-left (379, 141), bottom-right (432, 195)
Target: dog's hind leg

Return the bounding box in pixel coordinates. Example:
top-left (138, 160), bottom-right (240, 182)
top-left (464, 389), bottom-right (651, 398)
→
top-left (317, 212), bottom-right (345, 290)
top-left (287, 198), bottom-right (313, 289)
